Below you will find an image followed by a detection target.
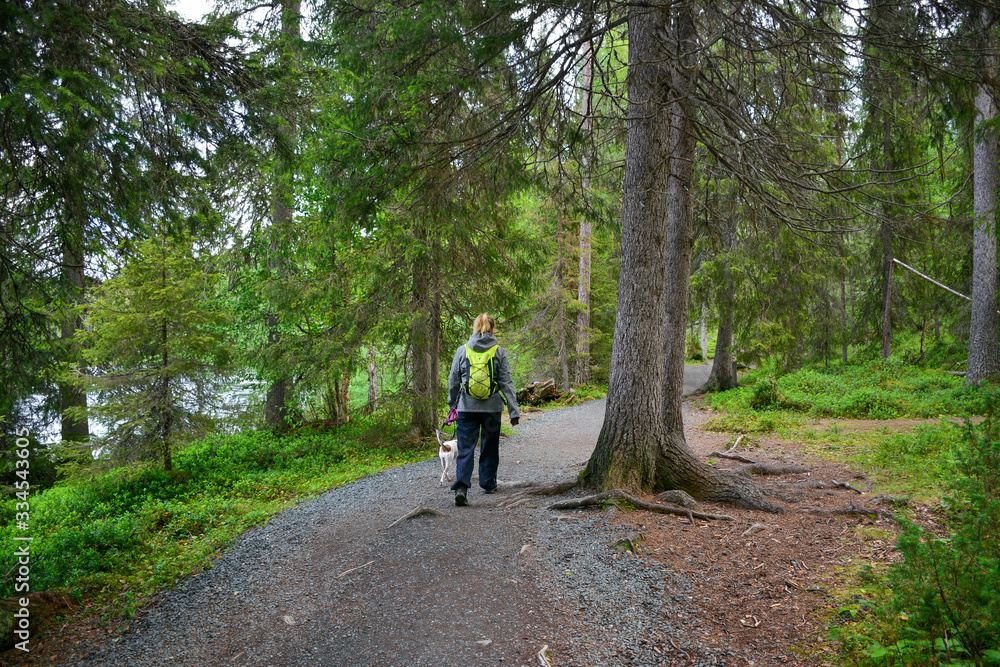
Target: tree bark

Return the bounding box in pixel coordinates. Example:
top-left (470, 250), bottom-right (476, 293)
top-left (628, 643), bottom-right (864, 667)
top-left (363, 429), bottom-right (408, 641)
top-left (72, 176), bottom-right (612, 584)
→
top-left (698, 212), bottom-right (738, 393)
top-left (880, 216), bottom-right (893, 360)
top-left (583, 1), bottom-right (781, 513)
top-left (967, 5), bottom-right (1000, 386)
top-left (410, 227), bottom-right (436, 437)
top-left (59, 215), bottom-right (90, 445)
top-left (58, 54), bottom-right (90, 446)
top-left (431, 245), bottom-right (442, 398)
top-left (264, 0), bottom-right (301, 433)
top-left (264, 311), bottom-right (291, 433)
top-left (575, 39), bottom-right (594, 387)
top-left (557, 211), bottom-right (570, 391)
top-left (699, 300), bottom-right (709, 363)
top-left (661, 1), bottom-right (697, 435)
top-left (366, 346), bottom-right (379, 414)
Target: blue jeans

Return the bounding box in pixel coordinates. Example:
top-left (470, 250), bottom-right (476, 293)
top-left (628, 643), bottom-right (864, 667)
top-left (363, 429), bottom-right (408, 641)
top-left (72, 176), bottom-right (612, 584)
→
top-left (450, 411), bottom-right (501, 492)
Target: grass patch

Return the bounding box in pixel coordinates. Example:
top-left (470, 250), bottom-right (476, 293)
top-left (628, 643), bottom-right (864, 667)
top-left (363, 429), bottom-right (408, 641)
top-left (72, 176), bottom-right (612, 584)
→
top-left (708, 359), bottom-right (989, 421)
top-left (0, 418), bottom-right (434, 619)
top-left (831, 404), bottom-right (1000, 666)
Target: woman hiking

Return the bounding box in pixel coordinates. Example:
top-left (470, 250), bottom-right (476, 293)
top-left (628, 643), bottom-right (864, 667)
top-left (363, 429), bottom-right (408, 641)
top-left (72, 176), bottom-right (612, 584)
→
top-left (447, 313), bottom-right (520, 506)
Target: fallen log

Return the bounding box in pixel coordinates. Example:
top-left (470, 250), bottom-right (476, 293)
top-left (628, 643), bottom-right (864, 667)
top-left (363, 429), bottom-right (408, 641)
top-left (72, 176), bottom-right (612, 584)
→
top-left (517, 379), bottom-right (560, 405)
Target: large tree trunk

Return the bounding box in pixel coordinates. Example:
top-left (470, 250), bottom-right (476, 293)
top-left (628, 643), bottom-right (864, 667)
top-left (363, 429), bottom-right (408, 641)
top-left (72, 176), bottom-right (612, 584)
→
top-left (575, 39), bottom-right (594, 387)
top-left (583, 1), bottom-right (781, 513)
top-left (660, 1), bottom-right (697, 435)
top-left (967, 5), bottom-right (1000, 386)
top-left (264, 0), bottom-right (301, 433)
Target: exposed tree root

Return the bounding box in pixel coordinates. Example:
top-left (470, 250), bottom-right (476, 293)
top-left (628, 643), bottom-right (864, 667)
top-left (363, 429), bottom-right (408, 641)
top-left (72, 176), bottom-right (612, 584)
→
top-left (709, 450), bottom-right (812, 477)
top-left (805, 503), bottom-right (895, 522)
top-left (778, 480), bottom-right (832, 490)
top-left (762, 486), bottom-right (801, 503)
top-left (655, 489), bottom-right (699, 508)
top-left (832, 480), bottom-right (864, 494)
top-left (548, 489), bottom-right (735, 522)
top-left (386, 506), bottom-right (445, 528)
top-left (497, 478), bottom-right (581, 496)
top-left (710, 451), bottom-right (757, 464)
top-left (703, 468), bottom-right (787, 513)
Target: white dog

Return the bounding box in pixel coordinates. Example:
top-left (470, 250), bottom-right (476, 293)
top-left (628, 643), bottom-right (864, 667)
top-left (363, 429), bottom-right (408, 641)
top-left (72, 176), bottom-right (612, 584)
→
top-left (436, 429), bottom-right (457, 485)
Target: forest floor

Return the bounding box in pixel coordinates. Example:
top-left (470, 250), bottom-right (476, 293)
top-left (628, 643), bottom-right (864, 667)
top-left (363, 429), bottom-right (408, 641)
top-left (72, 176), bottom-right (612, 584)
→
top-left (0, 364), bottom-right (935, 667)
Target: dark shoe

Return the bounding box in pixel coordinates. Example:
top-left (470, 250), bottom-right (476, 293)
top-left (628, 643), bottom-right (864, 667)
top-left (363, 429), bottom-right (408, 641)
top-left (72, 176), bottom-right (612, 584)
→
top-left (482, 487), bottom-right (496, 494)
top-left (454, 486), bottom-right (468, 506)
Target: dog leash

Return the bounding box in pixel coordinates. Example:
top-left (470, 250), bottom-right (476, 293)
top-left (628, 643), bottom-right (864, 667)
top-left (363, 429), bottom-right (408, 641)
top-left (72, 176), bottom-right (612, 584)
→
top-left (442, 407), bottom-right (458, 428)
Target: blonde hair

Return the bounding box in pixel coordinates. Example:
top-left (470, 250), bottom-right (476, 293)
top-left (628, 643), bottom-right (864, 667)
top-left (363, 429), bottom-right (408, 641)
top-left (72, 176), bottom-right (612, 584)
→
top-left (473, 313), bottom-right (495, 335)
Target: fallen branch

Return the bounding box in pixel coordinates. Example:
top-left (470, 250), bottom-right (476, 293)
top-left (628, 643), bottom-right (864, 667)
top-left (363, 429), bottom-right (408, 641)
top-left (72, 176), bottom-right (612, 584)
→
top-left (337, 560), bottom-right (376, 579)
top-left (725, 434), bottom-right (746, 453)
top-left (387, 506), bottom-right (445, 529)
top-left (547, 490), bottom-right (735, 522)
top-left (710, 451), bottom-right (757, 464)
top-left (669, 637), bottom-right (690, 659)
top-left (832, 480), bottom-right (864, 494)
top-left (537, 644), bottom-right (552, 667)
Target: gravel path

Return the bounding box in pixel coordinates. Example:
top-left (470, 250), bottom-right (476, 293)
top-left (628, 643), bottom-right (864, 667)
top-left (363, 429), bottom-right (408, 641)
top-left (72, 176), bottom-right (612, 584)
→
top-left (84, 367), bottom-right (730, 667)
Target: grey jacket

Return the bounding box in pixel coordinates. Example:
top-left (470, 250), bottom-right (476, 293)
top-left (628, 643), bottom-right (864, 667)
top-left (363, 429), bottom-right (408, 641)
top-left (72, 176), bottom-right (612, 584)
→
top-left (448, 333), bottom-right (520, 420)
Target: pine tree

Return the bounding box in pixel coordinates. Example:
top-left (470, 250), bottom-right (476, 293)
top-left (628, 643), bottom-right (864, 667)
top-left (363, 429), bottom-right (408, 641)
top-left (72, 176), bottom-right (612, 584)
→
top-left (71, 235), bottom-right (232, 470)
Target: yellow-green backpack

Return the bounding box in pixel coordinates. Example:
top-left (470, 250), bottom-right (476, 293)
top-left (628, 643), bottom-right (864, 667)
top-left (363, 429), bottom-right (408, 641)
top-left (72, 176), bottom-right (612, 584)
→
top-left (464, 344), bottom-right (499, 400)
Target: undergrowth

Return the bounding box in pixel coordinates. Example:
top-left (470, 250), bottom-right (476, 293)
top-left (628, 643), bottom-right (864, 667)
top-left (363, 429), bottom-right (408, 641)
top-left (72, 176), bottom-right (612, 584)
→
top-left (833, 396), bottom-right (1000, 666)
top-left (705, 360), bottom-right (989, 430)
top-left (0, 418), bottom-right (433, 618)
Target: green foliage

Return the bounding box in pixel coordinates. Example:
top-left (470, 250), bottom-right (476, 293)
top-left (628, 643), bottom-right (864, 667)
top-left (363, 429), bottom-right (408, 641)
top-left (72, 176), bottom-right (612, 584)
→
top-left (836, 399), bottom-right (1000, 666)
top-left (70, 233), bottom-right (233, 468)
top-left (708, 360), bottom-right (987, 422)
top-left (0, 419), bottom-right (432, 614)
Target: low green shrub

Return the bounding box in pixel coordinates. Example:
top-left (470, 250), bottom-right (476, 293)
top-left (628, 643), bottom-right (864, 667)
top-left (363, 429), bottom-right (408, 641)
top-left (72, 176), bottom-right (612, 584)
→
top-left (837, 397), bottom-right (1000, 665)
